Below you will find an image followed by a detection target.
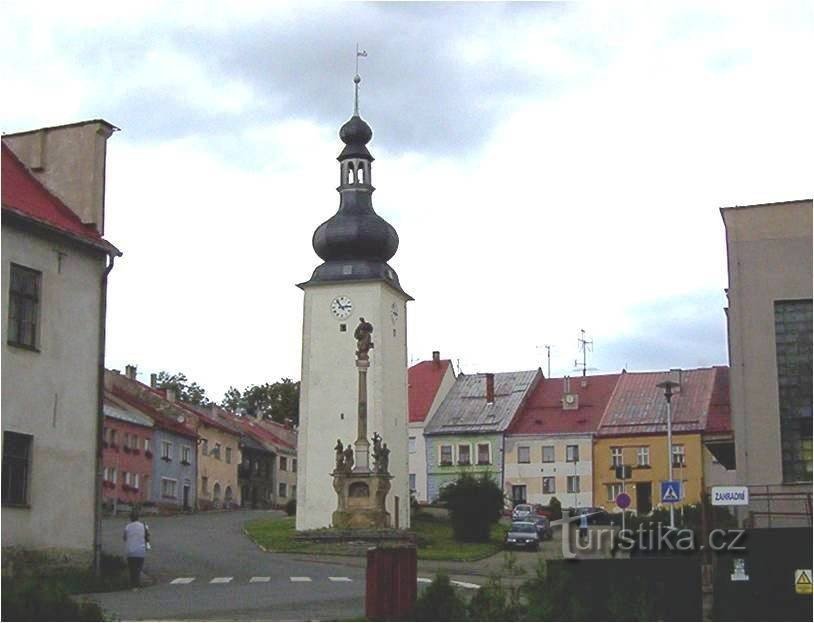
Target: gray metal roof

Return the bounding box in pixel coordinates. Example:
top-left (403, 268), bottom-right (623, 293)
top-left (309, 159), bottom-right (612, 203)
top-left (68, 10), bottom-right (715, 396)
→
top-left (424, 370), bottom-right (541, 436)
top-left (103, 399), bottom-right (154, 428)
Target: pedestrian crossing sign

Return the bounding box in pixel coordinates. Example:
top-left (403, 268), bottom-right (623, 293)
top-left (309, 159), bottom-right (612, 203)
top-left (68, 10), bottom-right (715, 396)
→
top-left (795, 569), bottom-right (812, 595)
top-left (661, 480), bottom-right (682, 504)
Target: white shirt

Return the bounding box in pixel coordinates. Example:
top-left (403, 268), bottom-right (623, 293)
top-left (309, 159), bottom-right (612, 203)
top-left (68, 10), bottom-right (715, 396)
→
top-left (124, 521), bottom-right (148, 558)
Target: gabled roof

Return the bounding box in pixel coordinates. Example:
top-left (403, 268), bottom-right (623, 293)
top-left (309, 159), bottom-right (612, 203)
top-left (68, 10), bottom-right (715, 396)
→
top-left (596, 366), bottom-right (730, 437)
top-left (109, 386), bottom-right (198, 441)
top-left (507, 373), bottom-right (622, 436)
top-left (1, 143), bottom-right (120, 255)
top-left (424, 370), bottom-right (541, 436)
top-left (104, 394), bottom-right (154, 429)
top-left (225, 414), bottom-right (296, 452)
top-left (408, 358), bottom-right (453, 423)
top-left (173, 399), bottom-right (241, 438)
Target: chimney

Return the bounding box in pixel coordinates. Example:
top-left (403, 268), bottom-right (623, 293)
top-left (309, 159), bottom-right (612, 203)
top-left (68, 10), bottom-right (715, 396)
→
top-left (125, 364), bottom-right (137, 380)
top-left (150, 373), bottom-right (157, 388)
top-left (432, 350), bottom-right (440, 365)
top-left (485, 373), bottom-right (495, 404)
top-left (563, 376), bottom-right (571, 394)
top-left (166, 387), bottom-right (176, 403)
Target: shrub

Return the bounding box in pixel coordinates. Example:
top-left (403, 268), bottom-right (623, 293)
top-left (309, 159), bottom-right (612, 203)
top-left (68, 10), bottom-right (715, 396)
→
top-left (438, 473), bottom-right (503, 542)
top-left (547, 496), bottom-right (563, 521)
top-left (412, 574), bottom-right (468, 621)
top-left (285, 498), bottom-right (296, 516)
top-left (1, 576), bottom-right (105, 621)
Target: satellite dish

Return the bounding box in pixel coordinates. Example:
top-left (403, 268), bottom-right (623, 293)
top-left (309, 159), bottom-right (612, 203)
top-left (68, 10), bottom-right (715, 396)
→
top-left (176, 415), bottom-right (185, 424)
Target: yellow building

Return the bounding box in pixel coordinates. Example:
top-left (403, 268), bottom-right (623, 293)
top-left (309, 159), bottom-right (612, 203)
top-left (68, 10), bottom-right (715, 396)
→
top-left (593, 367), bottom-right (733, 514)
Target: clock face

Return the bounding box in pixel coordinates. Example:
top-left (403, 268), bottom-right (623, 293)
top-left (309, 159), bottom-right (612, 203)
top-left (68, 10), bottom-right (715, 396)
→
top-left (391, 302), bottom-right (399, 324)
top-left (330, 295), bottom-right (353, 319)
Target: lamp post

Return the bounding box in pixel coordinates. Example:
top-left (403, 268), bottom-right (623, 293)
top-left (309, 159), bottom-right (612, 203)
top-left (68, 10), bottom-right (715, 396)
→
top-left (657, 380), bottom-right (680, 529)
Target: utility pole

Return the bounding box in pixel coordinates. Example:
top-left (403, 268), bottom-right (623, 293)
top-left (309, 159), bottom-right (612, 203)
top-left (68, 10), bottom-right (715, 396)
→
top-left (657, 380), bottom-right (680, 529)
top-left (536, 345), bottom-right (552, 378)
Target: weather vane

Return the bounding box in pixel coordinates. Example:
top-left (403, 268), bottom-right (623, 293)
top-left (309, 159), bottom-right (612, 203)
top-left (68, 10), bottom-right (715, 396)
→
top-left (354, 43), bottom-right (368, 116)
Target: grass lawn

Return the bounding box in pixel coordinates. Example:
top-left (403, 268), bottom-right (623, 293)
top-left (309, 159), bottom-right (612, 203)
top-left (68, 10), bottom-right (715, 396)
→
top-left (243, 513), bottom-right (507, 562)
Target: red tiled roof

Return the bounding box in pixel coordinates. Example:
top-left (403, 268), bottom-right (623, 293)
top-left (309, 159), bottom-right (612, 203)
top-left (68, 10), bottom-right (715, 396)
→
top-left (507, 373), bottom-right (621, 435)
top-left (109, 386), bottom-right (198, 440)
top-left (224, 413), bottom-right (296, 451)
top-left (596, 367), bottom-right (727, 437)
top-left (177, 400), bottom-right (241, 437)
top-left (705, 367), bottom-right (732, 434)
top-left (1, 143), bottom-right (119, 254)
top-left (408, 359), bottom-right (453, 423)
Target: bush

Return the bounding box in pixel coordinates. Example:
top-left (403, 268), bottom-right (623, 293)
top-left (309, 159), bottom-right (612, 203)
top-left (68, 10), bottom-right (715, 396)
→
top-left (1, 576), bottom-right (105, 621)
top-left (438, 473), bottom-right (503, 542)
top-left (285, 498), bottom-right (296, 516)
top-left (412, 574), bottom-right (468, 621)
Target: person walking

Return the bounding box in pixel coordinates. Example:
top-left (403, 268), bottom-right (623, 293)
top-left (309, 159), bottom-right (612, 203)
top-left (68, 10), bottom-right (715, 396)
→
top-left (123, 509), bottom-right (150, 589)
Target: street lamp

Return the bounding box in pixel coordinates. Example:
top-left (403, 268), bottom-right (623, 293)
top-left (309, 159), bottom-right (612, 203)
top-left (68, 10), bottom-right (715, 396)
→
top-left (656, 379), bottom-right (680, 529)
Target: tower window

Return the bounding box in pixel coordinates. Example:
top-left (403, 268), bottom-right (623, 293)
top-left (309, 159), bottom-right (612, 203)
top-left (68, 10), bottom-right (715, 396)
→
top-left (346, 163), bottom-right (354, 185)
top-left (358, 166), bottom-right (365, 184)
top-left (339, 323), bottom-right (347, 332)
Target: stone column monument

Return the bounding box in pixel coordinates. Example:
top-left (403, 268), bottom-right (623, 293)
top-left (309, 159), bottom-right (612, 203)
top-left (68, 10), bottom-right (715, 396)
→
top-left (332, 318), bottom-right (392, 529)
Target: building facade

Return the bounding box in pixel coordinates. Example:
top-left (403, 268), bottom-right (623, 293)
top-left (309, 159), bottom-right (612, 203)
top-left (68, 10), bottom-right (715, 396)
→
top-left (722, 199), bottom-right (813, 527)
top-left (296, 84), bottom-right (410, 530)
top-left (408, 352), bottom-right (455, 503)
top-left (504, 374), bottom-right (620, 509)
top-left (102, 394), bottom-right (154, 509)
top-left (424, 370), bottom-right (541, 502)
top-left (1, 122), bottom-right (120, 565)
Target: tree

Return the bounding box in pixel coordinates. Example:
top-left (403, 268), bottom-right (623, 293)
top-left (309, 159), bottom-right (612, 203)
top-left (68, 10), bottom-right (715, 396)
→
top-left (221, 378), bottom-right (300, 424)
top-left (438, 473), bottom-right (504, 542)
top-left (154, 371), bottom-right (211, 406)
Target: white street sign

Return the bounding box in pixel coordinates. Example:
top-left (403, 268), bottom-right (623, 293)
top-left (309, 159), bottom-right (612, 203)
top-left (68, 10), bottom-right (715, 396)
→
top-left (711, 486), bottom-right (749, 506)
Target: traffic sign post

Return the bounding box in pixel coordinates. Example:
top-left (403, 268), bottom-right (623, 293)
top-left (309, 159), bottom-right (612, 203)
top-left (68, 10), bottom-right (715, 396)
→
top-left (661, 480), bottom-right (682, 504)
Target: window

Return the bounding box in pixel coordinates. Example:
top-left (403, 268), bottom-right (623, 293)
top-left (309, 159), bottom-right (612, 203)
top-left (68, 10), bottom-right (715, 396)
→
top-left (124, 471), bottom-right (131, 486)
top-left (566, 445), bottom-right (579, 463)
top-left (292, 459), bottom-right (297, 472)
top-left (225, 447), bottom-right (232, 464)
top-left (280, 456), bottom-right (288, 471)
top-left (775, 299), bottom-right (813, 483)
top-left (440, 445), bottom-right (453, 466)
top-left (253, 460), bottom-right (260, 475)
top-left (543, 477), bottom-right (556, 494)
top-left (133, 474), bottom-right (139, 490)
top-left (181, 446), bottom-right (192, 465)
top-left (144, 438), bottom-right (151, 452)
top-left (161, 478), bottom-right (177, 498)
top-left (291, 485), bottom-right (297, 498)
top-left (110, 430), bottom-right (118, 448)
top-left (409, 436), bottom-right (417, 454)
top-left (511, 484), bottom-right (527, 504)
top-left (3, 432), bottom-right (32, 505)
top-left (123, 433), bottom-right (130, 450)
top-left (7, 264), bottom-right (41, 349)
top-left (409, 473), bottom-right (417, 491)
top-left (279, 482), bottom-right (287, 498)
top-left (611, 447), bottom-right (623, 467)
top-left (457, 444), bottom-right (471, 465)
top-left (518, 446), bottom-right (530, 464)
top-left (212, 442), bottom-right (221, 460)
top-left (201, 476), bottom-right (208, 495)
top-left (567, 475), bottom-right (580, 493)
top-left (201, 438), bottom-right (208, 455)
top-left (161, 440), bottom-right (172, 460)
top-left (607, 483), bottom-right (623, 502)
top-left (477, 443), bottom-right (491, 465)
top-left (636, 446), bottom-right (650, 467)
top-left (672, 444), bottom-right (686, 468)
top-left (110, 468), bottom-right (117, 484)
top-left (542, 446), bottom-right (555, 463)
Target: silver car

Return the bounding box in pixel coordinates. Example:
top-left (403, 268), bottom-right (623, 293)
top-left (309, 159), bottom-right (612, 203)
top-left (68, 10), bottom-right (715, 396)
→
top-left (504, 521), bottom-right (540, 550)
top-left (511, 503), bottom-right (533, 521)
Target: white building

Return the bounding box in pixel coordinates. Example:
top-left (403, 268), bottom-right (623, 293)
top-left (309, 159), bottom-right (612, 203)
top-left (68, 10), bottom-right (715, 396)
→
top-left (408, 353), bottom-right (455, 503)
top-left (296, 83), bottom-right (411, 530)
top-left (1, 121), bottom-right (120, 565)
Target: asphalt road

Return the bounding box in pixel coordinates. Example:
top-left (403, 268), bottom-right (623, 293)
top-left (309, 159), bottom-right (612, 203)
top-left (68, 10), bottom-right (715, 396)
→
top-left (88, 509), bottom-right (368, 621)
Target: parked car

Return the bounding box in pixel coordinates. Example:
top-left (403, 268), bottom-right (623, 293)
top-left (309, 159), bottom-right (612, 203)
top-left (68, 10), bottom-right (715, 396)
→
top-left (504, 521), bottom-right (540, 550)
top-left (570, 506), bottom-right (614, 525)
top-left (529, 515), bottom-right (553, 540)
top-left (511, 503), bottom-right (533, 521)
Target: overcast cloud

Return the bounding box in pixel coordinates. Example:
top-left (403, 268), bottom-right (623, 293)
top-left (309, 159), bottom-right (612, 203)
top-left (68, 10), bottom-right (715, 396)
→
top-left (2, 1), bottom-right (812, 399)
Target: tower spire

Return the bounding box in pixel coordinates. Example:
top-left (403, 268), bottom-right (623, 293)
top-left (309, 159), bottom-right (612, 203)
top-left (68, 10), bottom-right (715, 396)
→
top-left (354, 44), bottom-right (367, 116)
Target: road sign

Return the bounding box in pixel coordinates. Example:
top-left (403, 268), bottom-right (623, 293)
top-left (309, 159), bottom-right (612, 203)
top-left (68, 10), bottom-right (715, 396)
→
top-left (795, 569), bottom-right (812, 595)
top-left (661, 480), bottom-right (682, 504)
top-left (711, 486), bottom-right (749, 506)
top-left (616, 492), bottom-right (631, 509)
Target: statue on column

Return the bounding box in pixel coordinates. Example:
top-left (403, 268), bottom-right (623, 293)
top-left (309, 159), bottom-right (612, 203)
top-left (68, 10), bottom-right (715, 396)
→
top-left (343, 443), bottom-right (355, 472)
top-left (378, 443), bottom-right (390, 475)
top-left (335, 439), bottom-right (345, 471)
top-left (355, 318), bottom-right (374, 360)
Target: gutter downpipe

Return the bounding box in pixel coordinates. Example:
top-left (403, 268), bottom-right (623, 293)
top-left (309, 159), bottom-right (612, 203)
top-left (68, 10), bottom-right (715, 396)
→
top-left (93, 253), bottom-right (116, 577)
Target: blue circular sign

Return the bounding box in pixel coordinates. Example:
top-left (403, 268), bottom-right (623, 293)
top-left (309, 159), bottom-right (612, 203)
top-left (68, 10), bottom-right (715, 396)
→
top-left (616, 492), bottom-right (631, 509)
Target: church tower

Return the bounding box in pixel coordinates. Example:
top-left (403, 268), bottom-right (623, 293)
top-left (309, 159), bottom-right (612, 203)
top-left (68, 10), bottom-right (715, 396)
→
top-left (296, 73), bottom-right (411, 530)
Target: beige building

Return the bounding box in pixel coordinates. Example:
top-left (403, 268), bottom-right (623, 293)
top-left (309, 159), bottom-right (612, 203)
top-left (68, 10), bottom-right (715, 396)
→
top-left (722, 199), bottom-right (813, 527)
top-left (185, 405), bottom-right (242, 510)
top-left (2, 121), bottom-right (120, 565)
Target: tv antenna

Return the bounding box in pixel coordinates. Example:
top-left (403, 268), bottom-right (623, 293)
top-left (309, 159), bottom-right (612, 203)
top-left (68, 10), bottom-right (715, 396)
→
top-left (573, 329), bottom-right (596, 377)
top-left (536, 345), bottom-right (552, 378)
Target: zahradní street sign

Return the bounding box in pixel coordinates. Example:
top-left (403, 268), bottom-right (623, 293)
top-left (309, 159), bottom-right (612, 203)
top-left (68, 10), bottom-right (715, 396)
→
top-left (711, 486), bottom-right (750, 506)
top-left (616, 492), bottom-right (631, 509)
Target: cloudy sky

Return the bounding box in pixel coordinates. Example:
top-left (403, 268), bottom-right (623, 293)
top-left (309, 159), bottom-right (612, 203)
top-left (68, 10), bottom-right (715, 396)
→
top-left (2, 1), bottom-right (812, 400)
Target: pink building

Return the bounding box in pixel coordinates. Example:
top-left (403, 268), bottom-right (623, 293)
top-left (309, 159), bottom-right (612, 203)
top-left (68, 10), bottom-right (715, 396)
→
top-left (102, 392), bottom-right (154, 508)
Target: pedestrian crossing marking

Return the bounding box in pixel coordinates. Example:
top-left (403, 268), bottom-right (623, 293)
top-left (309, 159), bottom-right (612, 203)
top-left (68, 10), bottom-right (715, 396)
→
top-left (250, 576), bottom-right (271, 583)
top-left (210, 577), bottom-right (233, 584)
top-left (418, 577), bottom-right (432, 584)
top-left (290, 576), bottom-right (312, 582)
top-left (329, 577), bottom-right (352, 582)
top-left (170, 577), bottom-right (195, 584)
top-left (451, 580), bottom-right (481, 589)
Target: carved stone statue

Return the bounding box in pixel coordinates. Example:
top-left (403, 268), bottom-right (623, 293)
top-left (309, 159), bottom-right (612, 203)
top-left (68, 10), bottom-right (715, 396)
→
top-left (335, 439), bottom-right (345, 471)
top-left (371, 432), bottom-right (382, 457)
top-left (354, 317), bottom-right (374, 360)
top-left (343, 443), bottom-right (355, 472)
top-left (378, 443), bottom-right (390, 475)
